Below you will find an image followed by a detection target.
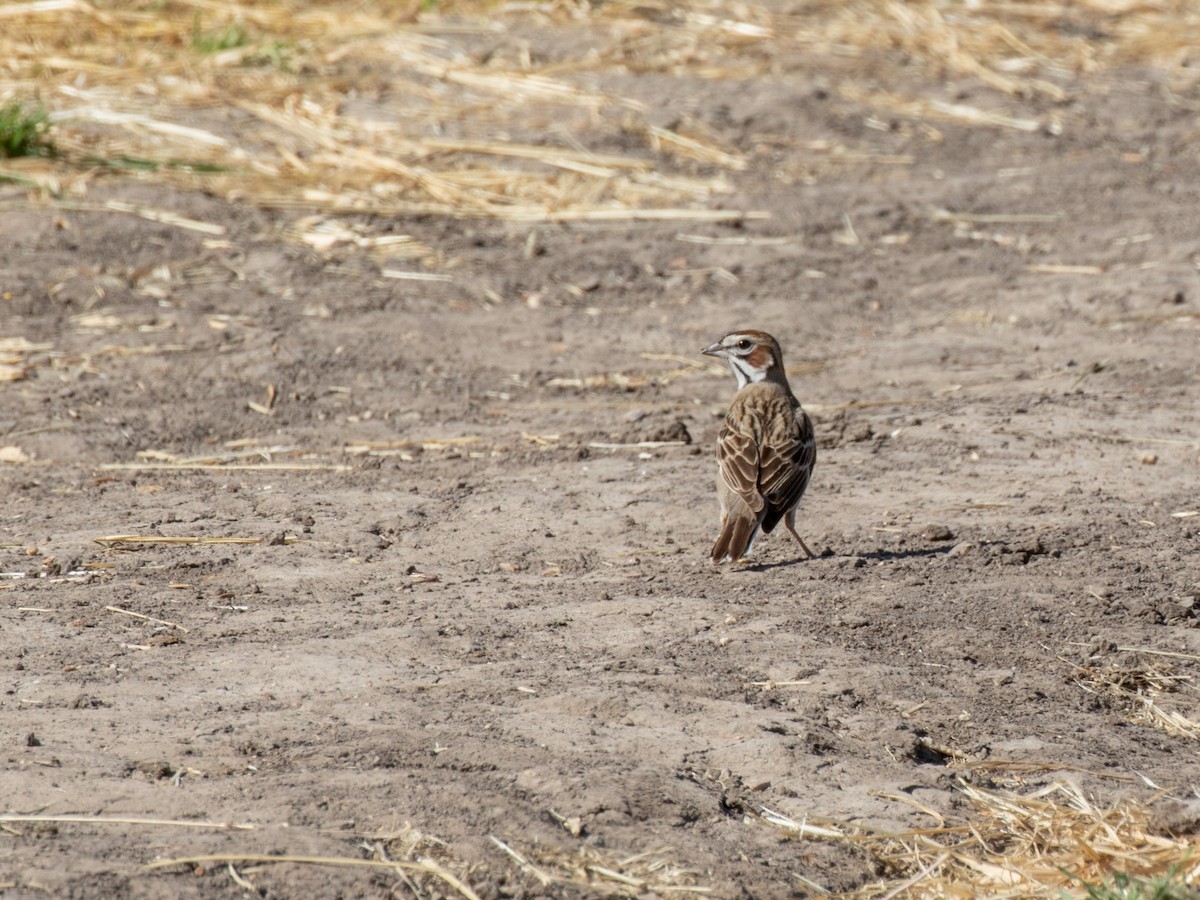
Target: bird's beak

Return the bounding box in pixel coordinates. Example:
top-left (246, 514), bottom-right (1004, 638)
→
top-left (701, 341), bottom-right (725, 358)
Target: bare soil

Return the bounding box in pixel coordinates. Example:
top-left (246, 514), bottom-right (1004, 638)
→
top-left (3, 15), bottom-right (1200, 899)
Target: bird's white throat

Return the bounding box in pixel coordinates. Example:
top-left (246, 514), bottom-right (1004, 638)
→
top-left (729, 354), bottom-right (770, 388)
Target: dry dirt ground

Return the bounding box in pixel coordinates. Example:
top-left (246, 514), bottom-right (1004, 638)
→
top-left (3, 9), bottom-right (1200, 900)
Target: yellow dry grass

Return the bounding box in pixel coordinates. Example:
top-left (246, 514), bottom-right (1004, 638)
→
top-left (1073, 658), bottom-right (1200, 741)
top-left (762, 778), bottom-right (1200, 898)
top-left (3, 0), bottom-right (1199, 229)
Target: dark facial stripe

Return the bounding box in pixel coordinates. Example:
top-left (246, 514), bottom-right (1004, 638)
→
top-left (729, 355), bottom-right (755, 387)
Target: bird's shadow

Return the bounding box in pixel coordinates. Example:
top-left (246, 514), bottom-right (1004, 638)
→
top-left (737, 545), bottom-right (952, 572)
top-left (857, 546), bottom-right (954, 562)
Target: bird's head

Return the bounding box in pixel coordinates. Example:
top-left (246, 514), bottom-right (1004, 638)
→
top-left (701, 330), bottom-right (787, 389)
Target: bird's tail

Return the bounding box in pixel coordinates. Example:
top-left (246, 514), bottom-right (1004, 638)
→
top-left (711, 514), bottom-right (759, 563)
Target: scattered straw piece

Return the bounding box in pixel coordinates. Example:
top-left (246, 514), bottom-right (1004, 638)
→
top-left (379, 270), bottom-right (453, 282)
top-left (675, 233), bottom-right (797, 245)
top-left (958, 759), bottom-right (1142, 783)
top-left (225, 863), bottom-right (255, 891)
top-left (878, 851), bottom-right (951, 900)
top-left (588, 441), bottom-right (690, 450)
top-left (53, 108), bottom-right (232, 149)
top-left (1117, 646), bottom-right (1200, 662)
top-left (747, 680), bottom-right (812, 689)
top-left (1027, 263), bottom-right (1105, 275)
top-left (344, 436), bottom-right (480, 459)
top-left (105, 605), bottom-right (188, 633)
top-left (930, 208), bottom-right (1061, 224)
top-left (482, 839), bottom-right (711, 895)
top-left (0, 0), bottom-right (104, 17)
top-left (94, 535), bottom-right (262, 546)
top-left (841, 86), bottom-right (1044, 131)
top-left (489, 835), bottom-right (553, 887)
top-left (758, 807), bottom-right (844, 840)
top-left (0, 813), bottom-right (250, 830)
top-left (97, 200), bottom-right (227, 235)
top-left (143, 854), bottom-right (480, 899)
top-left (640, 124), bottom-right (746, 170)
top-left (99, 462), bottom-right (350, 472)
top-left (930, 100), bottom-right (1042, 131)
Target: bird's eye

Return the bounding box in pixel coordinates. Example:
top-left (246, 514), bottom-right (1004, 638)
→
top-left (736, 339), bottom-right (751, 351)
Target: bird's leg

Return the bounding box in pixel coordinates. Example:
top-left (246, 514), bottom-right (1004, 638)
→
top-left (784, 510), bottom-right (816, 560)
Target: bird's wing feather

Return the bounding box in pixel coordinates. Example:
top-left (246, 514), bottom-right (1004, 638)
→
top-left (716, 416), bottom-right (764, 514)
top-left (759, 408), bottom-right (815, 533)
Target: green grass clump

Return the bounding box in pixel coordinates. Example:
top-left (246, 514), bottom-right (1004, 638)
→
top-left (190, 16), bottom-right (292, 70)
top-left (0, 99), bottom-right (52, 158)
top-left (1076, 869), bottom-right (1198, 900)
top-left (245, 39), bottom-right (293, 71)
top-left (191, 17), bottom-right (250, 54)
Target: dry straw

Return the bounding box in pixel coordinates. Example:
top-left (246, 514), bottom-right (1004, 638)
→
top-left (0, 0), bottom-right (769, 225)
top-left (144, 852), bottom-right (482, 899)
top-left (761, 779), bottom-right (1200, 898)
top-left (364, 822), bottom-right (712, 897)
top-left (1072, 658), bottom-right (1200, 741)
top-left (486, 836), bottom-right (712, 896)
top-left (752, 650), bottom-right (1200, 895)
top-left (4, 0), bottom-right (1200, 234)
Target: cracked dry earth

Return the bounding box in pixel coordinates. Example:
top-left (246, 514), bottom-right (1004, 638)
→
top-left (4, 34), bottom-right (1200, 900)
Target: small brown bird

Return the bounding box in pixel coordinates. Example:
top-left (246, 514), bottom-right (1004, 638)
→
top-left (702, 330), bottom-right (816, 564)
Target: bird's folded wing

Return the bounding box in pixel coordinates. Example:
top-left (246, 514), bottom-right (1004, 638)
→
top-left (716, 420), bottom-right (764, 514)
top-left (760, 411), bottom-right (815, 515)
